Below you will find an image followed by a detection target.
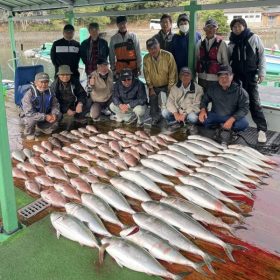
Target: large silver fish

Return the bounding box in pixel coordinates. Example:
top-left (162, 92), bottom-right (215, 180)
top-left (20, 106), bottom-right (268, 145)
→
top-left (158, 133), bottom-right (177, 143)
top-left (148, 154), bottom-right (192, 173)
top-left (91, 183), bottom-right (135, 214)
top-left (142, 201), bottom-right (241, 262)
top-left (191, 173), bottom-right (253, 199)
top-left (81, 193), bottom-right (125, 228)
top-left (45, 166), bottom-right (69, 182)
top-left (110, 177), bottom-right (152, 202)
top-left (161, 196), bottom-right (233, 234)
top-left (120, 170), bottom-right (168, 197)
top-left (188, 135), bottom-right (225, 150)
top-left (100, 237), bottom-right (184, 280)
top-left (168, 144), bottom-right (203, 164)
top-left (23, 148), bottom-right (34, 159)
top-left (11, 150), bottom-right (26, 162)
top-left (175, 185), bottom-right (242, 220)
top-left (129, 166), bottom-right (174, 186)
top-left (140, 158), bottom-right (182, 177)
top-left (65, 202), bottom-right (111, 236)
top-left (86, 125), bottom-right (98, 133)
top-left (50, 212), bottom-right (99, 249)
top-left (176, 142), bottom-right (214, 157)
top-left (186, 139), bottom-right (223, 154)
top-left (132, 212), bottom-right (218, 273)
top-left (120, 226), bottom-right (206, 275)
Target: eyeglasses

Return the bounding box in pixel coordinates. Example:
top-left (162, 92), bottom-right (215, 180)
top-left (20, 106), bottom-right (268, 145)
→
top-left (122, 78), bottom-right (132, 81)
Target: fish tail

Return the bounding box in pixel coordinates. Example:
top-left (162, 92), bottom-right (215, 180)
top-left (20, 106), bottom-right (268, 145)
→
top-left (193, 261), bottom-right (209, 276)
top-left (173, 272), bottom-right (192, 280)
top-left (99, 243), bottom-right (110, 264)
top-left (202, 254), bottom-right (221, 274)
top-left (224, 242), bottom-right (248, 263)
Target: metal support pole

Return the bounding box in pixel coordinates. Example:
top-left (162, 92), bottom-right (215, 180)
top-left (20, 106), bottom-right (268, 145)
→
top-left (65, 9), bottom-right (74, 26)
top-left (8, 14), bottom-right (17, 71)
top-left (187, 0), bottom-right (201, 74)
top-left (0, 66), bottom-right (20, 241)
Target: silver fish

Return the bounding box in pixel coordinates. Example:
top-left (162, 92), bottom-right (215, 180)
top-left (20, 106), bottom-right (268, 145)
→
top-left (70, 129), bottom-right (84, 138)
top-left (78, 127), bottom-right (91, 136)
top-left (80, 173), bottom-right (99, 184)
top-left (86, 125), bottom-right (98, 133)
top-left (72, 158), bottom-right (90, 169)
top-left (158, 133), bottom-right (178, 143)
top-left (108, 130), bottom-right (122, 140)
top-left (41, 189), bottom-right (66, 207)
top-left (131, 145), bottom-right (147, 156)
top-left (12, 150), bottom-right (26, 162)
top-left (132, 212), bottom-right (217, 273)
top-left (161, 196), bottom-right (233, 234)
top-left (16, 162), bottom-right (39, 174)
top-left (191, 172), bottom-right (252, 199)
top-left (79, 138), bottom-right (97, 148)
top-left (114, 128), bottom-right (133, 135)
top-left (89, 135), bottom-right (107, 144)
top-left (70, 142), bottom-right (89, 152)
top-left (124, 148), bottom-right (140, 160)
top-left (98, 133), bottom-right (115, 140)
top-left (110, 177), bottom-right (152, 202)
top-left (40, 152), bottom-right (64, 164)
top-left (50, 212), bottom-right (99, 249)
top-left (45, 166), bottom-right (69, 182)
top-left (25, 180), bottom-right (41, 195)
top-left (124, 137), bottom-right (140, 146)
top-left (89, 166), bottom-right (109, 180)
top-left (101, 237), bottom-right (184, 280)
top-left (120, 226), bottom-right (205, 275)
top-left (142, 201), bottom-right (239, 262)
top-left (29, 156), bottom-right (45, 168)
top-left (142, 143), bottom-right (154, 153)
top-left (145, 139), bottom-right (160, 150)
top-left (188, 135), bottom-right (225, 150)
top-left (89, 149), bottom-right (110, 160)
top-left (148, 154), bottom-right (192, 173)
top-left (97, 160), bottom-right (119, 173)
top-left (140, 158), bottom-right (182, 177)
top-left (91, 183), bottom-right (135, 214)
top-left (81, 193), bottom-right (125, 228)
top-left (52, 133), bottom-right (71, 144)
top-left (119, 140), bottom-right (132, 148)
top-left (120, 170), bottom-right (168, 197)
top-left (80, 152), bottom-right (98, 162)
top-left (158, 150), bottom-right (200, 168)
top-left (186, 139), bottom-right (223, 154)
top-left (54, 182), bottom-right (80, 200)
top-left (35, 175), bottom-right (53, 187)
top-left (32, 145), bottom-right (46, 154)
top-left (62, 146), bottom-right (80, 156)
top-left (119, 152), bottom-right (138, 167)
top-left (41, 140), bottom-right (53, 151)
top-left (175, 185), bottom-right (242, 220)
top-left (23, 148), bottom-right (34, 159)
top-left (168, 144), bottom-right (203, 164)
top-left (98, 144), bottom-right (114, 156)
top-left (109, 158), bottom-right (128, 170)
top-left (150, 135), bottom-right (168, 147)
top-left (65, 202), bottom-right (111, 237)
top-left (177, 142), bottom-right (214, 157)
top-left (135, 130), bottom-right (150, 140)
top-left (64, 132), bottom-right (79, 141)
top-left (64, 163), bottom-right (81, 175)
top-left (129, 166), bottom-right (174, 186)
top-left (109, 141), bottom-right (122, 153)
top-left (53, 149), bottom-right (71, 159)
top-left (70, 177), bottom-right (92, 193)
top-left (48, 137), bottom-right (62, 148)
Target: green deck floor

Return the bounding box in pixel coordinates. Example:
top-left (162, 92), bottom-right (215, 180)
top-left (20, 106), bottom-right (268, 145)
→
top-left (0, 215), bottom-right (159, 280)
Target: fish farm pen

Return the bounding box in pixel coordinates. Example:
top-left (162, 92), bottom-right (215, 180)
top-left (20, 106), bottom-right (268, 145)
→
top-left (1, 1), bottom-right (280, 280)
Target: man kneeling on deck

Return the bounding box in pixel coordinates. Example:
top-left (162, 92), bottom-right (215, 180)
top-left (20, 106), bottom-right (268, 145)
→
top-left (20, 72), bottom-right (61, 140)
top-left (110, 68), bottom-right (147, 127)
top-left (50, 65), bottom-right (87, 126)
top-left (162, 67), bottom-right (203, 134)
top-left (199, 65), bottom-right (249, 143)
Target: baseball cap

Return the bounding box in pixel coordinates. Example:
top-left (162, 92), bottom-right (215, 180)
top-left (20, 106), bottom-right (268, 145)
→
top-left (116, 16), bottom-right (127, 24)
top-left (35, 72), bottom-right (50, 82)
top-left (57, 65), bottom-right (73, 75)
top-left (177, 13), bottom-right (189, 26)
top-left (97, 57), bottom-right (109, 65)
top-left (205, 19), bottom-right (218, 28)
top-left (120, 69), bottom-right (133, 80)
top-left (180, 67), bottom-right (192, 75)
top-left (63, 24), bottom-right (75, 32)
top-left (146, 37), bottom-right (159, 49)
top-left (217, 65), bottom-right (233, 75)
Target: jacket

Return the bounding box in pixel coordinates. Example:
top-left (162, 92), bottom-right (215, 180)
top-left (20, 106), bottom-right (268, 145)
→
top-left (200, 81), bottom-right (249, 120)
top-left (80, 37), bottom-right (109, 75)
top-left (153, 30), bottom-right (174, 52)
top-left (90, 70), bottom-right (113, 103)
top-left (109, 31), bottom-right (142, 74)
top-left (196, 36), bottom-right (229, 81)
top-left (143, 49), bottom-right (177, 93)
top-left (21, 85), bottom-right (60, 121)
top-left (50, 78), bottom-right (87, 114)
top-left (50, 38), bottom-right (81, 78)
top-left (167, 80), bottom-right (203, 115)
top-left (228, 32), bottom-right (265, 76)
top-left (171, 31), bottom-right (201, 72)
top-left (112, 79), bottom-right (147, 108)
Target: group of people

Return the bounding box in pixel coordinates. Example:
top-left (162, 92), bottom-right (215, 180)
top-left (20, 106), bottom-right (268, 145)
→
top-left (20, 14), bottom-right (268, 143)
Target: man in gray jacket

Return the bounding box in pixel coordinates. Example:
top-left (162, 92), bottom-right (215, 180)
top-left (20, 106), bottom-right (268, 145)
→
top-left (20, 72), bottom-right (61, 140)
top-left (199, 65), bottom-right (249, 140)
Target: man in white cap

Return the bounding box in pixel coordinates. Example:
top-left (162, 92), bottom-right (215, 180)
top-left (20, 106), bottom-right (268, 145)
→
top-left (162, 67), bottom-right (203, 134)
top-left (20, 72), bottom-right (61, 140)
top-left (196, 19), bottom-right (229, 90)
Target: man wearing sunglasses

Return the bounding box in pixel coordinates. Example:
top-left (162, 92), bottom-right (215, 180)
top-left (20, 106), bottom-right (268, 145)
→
top-left (110, 68), bottom-right (147, 127)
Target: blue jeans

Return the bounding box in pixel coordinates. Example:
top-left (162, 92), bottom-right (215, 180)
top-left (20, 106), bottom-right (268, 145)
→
top-left (203, 112), bottom-right (249, 131)
top-left (162, 109), bottom-right (198, 125)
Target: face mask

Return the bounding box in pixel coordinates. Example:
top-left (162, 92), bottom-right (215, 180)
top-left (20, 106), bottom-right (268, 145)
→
top-left (179, 23), bottom-right (189, 33)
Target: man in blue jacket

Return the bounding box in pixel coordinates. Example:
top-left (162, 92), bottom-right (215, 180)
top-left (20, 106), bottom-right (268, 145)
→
top-left (110, 68), bottom-right (147, 127)
top-left (199, 65), bottom-right (249, 143)
top-left (171, 13), bottom-right (201, 72)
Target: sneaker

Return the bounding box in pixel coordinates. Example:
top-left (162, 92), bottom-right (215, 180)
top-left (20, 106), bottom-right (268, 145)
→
top-left (26, 134), bottom-right (35, 140)
top-left (187, 124), bottom-right (198, 135)
top-left (101, 109), bottom-right (111, 116)
top-left (258, 130), bottom-right (267, 143)
top-left (110, 114), bottom-right (123, 123)
top-left (126, 114), bottom-right (137, 124)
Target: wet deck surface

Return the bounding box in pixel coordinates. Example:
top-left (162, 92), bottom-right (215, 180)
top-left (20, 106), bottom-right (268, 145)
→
top-left (2, 91), bottom-right (280, 280)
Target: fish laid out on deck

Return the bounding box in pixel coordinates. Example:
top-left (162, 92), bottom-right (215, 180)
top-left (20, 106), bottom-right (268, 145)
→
top-left (10, 127), bottom-right (277, 279)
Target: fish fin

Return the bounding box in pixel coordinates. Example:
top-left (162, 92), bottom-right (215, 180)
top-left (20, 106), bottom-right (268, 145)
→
top-left (202, 254), bottom-right (218, 274)
top-left (193, 261), bottom-right (209, 276)
top-left (224, 243), bottom-right (248, 262)
top-left (228, 243), bottom-right (248, 252)
top-left (234, 225), bottom-right (248, 230)
top-left (99, 243), bottom-right (110, 264)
